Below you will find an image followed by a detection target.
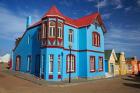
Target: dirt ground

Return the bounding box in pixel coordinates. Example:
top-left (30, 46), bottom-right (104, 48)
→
top-left (0, 67), bottom-right (140, 93)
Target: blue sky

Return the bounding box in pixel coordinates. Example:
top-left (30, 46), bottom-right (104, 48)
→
top-left (0, 0), bottom-right (140, 59)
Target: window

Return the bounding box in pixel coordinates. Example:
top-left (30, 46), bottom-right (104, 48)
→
top-left (15, 56), bottom-right (21, 71)
top-left (41, 55), bottom-right (45, 74)
top-left (128, 64), bottom-right (132, 70)
top-left (90, 56), bottom-right (95, 72)
top-left (27, 56), bottom-right (31, 72)
top-left (66, 54), bottom-right (75, 73)
top-left (58, 22), bottom-right (63, 38)
top-left (99, 57), bottom-right (103, 71)
top-left (27, 35), bottom-right (30, 44)
top-left (58, 55), bottom-right (61, 74)
top-left (42, 23), bottom-right (46, 38)
top-left (68, 29), bottom-right (73, 43)
top-left (92, 32), bottom-right (100, 47)
top-left (49, 21), bottom-right (56, 37)
top-left (49, 54), bottom-right (54, 74)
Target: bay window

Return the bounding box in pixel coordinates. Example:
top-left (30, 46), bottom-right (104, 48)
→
top-left (58, 22), bottom-right (63, 38)
top-left (49, 21), bottom-right (56, 37)
top-left (42, 23), bottom-right (46, 38)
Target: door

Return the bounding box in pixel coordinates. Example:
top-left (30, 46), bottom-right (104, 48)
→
top-left (35, 55), bottom-right (40, 77)
top-left (110, 63), bottom-right (114, 74)
top-left (15, 56), bottom-right (21, 71)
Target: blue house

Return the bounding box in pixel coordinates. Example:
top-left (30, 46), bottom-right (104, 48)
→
top-left (12, 6), bottom-right (107, 81)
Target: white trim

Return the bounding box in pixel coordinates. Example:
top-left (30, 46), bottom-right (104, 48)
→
top-left (58, 55), bottom-right (61, 74)
top-left (49, 55), bottom-right (53, 74)
top-left (49, 21), bottom-right (55, 37)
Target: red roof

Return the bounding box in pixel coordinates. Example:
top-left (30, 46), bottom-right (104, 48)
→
top-left (75, 13), bottom-right (99, 27)
top-left (43, 5), bottom-right (64, 19)
top-left (29, 6), bottom-right (106, 32)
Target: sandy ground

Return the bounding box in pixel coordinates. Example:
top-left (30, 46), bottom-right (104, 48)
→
top-left (0, 66), bottom-right (140, 93)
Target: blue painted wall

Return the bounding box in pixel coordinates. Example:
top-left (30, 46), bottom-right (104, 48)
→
top-left (13, 26), bottom-right (41, 76)
top-left (13, 19), bottom-right (106, 81)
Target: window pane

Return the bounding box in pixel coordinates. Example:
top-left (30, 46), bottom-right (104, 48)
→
top-left (58, 55), bottom-right (61, 73)
top-left (99, 57), bottom-right (103, 71)
top-left (49, 55), bottom-right (53, 73)
top-left (90, 56), bottom-right (95, 72)
top-left (67, 55), bottom-right (75, 73)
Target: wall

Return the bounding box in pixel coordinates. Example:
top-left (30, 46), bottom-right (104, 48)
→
top-left (13, 26), bottom-right (41, 75)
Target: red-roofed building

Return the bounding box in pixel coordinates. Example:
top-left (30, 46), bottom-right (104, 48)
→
top-left (13, 6), bottom-right (107, 81)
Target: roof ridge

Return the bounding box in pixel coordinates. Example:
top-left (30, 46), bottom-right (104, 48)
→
top-left (42, 5), bottom-right (64, 18)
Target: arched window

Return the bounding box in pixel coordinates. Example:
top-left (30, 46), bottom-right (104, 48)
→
top-left (58, 22), bottom-right (63, 38)
top-left (49, 21), bottom-right (56, 37)
top-left (92, 32), bottom-right (100, 47)
top-left (66, 54), bottom-right (75, 73)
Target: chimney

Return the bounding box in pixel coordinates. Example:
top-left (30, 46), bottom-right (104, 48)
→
top-left (26, 16), bottom-right (32, 29)
top-left (120, 52), bottom-right (124, 55)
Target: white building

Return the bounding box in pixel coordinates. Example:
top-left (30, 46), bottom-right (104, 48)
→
top-left (0, 54), bottom-right (10, 63)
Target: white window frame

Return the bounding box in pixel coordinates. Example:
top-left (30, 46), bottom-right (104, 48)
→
top-left (58, 55), bottom-right (61, 74)
top-left (49, 55), bottom-right (53, 74)
top-left (67, 55), bottom-right (75, 72)
top-left (42, 23), bottom-right (46, 38)
top-left (69, 29), bottom-right (73, 44)
top-left (58, 22), bottom-right (63, 38)
top-left (58, 27), bottom-right (62, 38)
top-left (49, 21), bottom-right (55, 37)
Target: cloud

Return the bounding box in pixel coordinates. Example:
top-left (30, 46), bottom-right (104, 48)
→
top-left (105, 25), bottom-right (140, 58)
top-left (137, 0), bottom-right (140, 6)
top-left (111, 0), bottom-right (123, 9)
top-left (124, 7), bottom-right (132, 12)
top-left (94, 0), bottom-right (123, 9)
top-left (0, 5), bottom-right (41, 41)
top-left (59, 0), bottom-right (73, 7)
top-left (102, 13), bottom-right (111, 19)
top-left (115, 4), bottom-right (123, 9)
top-left (95, 0), bottom-right (107, 8)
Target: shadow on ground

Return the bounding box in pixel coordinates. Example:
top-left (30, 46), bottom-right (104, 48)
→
top-left (123, 83), bottom-right (140, 89)
top-left (122, 75), bottom-right (140, 89)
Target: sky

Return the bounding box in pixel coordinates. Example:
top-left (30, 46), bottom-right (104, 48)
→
top-left (0, 0), bottom-right (140, 59)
